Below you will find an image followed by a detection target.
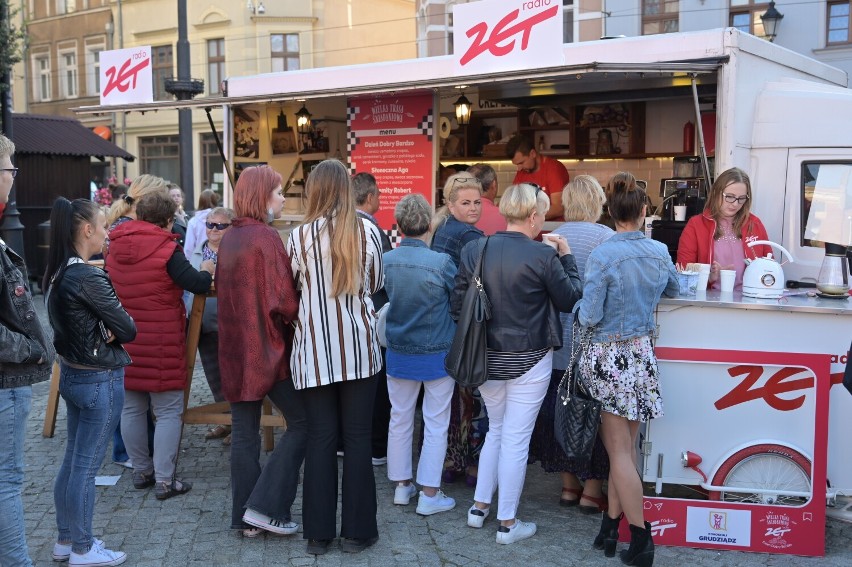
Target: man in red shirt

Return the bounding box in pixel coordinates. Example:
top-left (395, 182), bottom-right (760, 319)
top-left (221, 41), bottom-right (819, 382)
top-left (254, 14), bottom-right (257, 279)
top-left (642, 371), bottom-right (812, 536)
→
top-left (506, 136), bottom-right (570, 220)
top-left (467, 163), bottom-right (507, 236)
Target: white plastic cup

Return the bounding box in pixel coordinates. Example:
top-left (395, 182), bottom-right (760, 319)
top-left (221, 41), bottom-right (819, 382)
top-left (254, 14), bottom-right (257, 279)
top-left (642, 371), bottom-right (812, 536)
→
top-left (674, 205), bottom-right (687, 221)
top-left (542, 234), bottom-right (558, 250)
top-left (644, 216), bottom-right (657, 238)
top-left (696, 263), bottom-right (711, 291)
top-left (720, 269), bottom-right (736, 292)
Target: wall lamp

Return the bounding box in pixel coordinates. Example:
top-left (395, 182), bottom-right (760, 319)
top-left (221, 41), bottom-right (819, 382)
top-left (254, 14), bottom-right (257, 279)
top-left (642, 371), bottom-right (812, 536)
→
top-left (760, 1), bottom-right (784, 43)
top-left (454, 92), bottom-right (472, 126)
top-left (296, 103), bottom-right (313, 133)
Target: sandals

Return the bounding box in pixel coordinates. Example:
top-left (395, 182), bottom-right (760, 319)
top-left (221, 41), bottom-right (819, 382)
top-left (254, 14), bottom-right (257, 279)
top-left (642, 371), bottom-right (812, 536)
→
top-left (559, 487), bottom-right (582, 507)
top-left (205, 425), bottom-right (231, 440)
top-left (578, 493), bottom-right (609, 514)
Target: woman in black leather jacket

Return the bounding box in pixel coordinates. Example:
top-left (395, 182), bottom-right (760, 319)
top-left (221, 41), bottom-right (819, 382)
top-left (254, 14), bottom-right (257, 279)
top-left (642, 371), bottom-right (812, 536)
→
top-left (43, 198), bottom-right (136, 566)
top-left (451, 183), bottom-right (581, 545)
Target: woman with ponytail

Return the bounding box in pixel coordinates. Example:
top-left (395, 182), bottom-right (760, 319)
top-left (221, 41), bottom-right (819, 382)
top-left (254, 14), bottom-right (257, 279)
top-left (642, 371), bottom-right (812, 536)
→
top-left (44, 198), bottom-right (136, 566)
top-left (574, 172), bottom-right (679, 566)
top-left (287, 159), bottom-right (384, 555)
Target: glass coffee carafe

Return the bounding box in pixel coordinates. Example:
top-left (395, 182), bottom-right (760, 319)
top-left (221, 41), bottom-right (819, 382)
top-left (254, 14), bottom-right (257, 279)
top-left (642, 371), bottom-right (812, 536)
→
top-left (817, 242), bottom-right (850, 296)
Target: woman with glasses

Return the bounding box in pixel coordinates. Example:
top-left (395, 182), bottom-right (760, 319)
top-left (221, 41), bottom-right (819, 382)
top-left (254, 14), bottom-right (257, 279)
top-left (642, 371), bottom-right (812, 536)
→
top-left (184, 207), bottom-right (236, 444)
top-left (677, 167), bottom-right (771, 290)
top-left (431, 173), bottom-right (488, 486)
top-left (216, 165), bottom-right (305, 539)
top-left (453, 183), bottom-right (581, 544)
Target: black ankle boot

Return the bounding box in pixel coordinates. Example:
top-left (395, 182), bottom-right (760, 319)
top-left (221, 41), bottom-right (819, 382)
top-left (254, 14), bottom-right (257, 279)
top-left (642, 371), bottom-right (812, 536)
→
top-left (592, 513), bottom-right (622, 557)
top-left (620, 521), bottom-right (654, 566)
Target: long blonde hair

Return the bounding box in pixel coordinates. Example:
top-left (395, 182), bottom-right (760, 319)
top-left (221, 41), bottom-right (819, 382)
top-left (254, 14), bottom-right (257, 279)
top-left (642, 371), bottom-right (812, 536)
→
top-left (302, 160), bottom-right (361, 297)
top-left (106, 174), bottom-right (169, 226)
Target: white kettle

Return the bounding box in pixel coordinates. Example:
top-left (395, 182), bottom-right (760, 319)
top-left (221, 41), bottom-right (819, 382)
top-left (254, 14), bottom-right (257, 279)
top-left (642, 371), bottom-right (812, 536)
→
top-left (742, 240), bottom-right (794, 299)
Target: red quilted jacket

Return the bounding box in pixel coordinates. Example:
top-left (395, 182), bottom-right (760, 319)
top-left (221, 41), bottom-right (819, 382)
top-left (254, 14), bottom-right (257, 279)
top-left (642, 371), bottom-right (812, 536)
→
top-left (106, 220), bottom-right (186, 392)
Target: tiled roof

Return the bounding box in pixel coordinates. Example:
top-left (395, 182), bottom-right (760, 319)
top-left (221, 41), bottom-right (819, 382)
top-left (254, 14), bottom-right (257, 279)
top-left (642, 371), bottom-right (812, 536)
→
top-left (10, 114), bottom-right (135, 160)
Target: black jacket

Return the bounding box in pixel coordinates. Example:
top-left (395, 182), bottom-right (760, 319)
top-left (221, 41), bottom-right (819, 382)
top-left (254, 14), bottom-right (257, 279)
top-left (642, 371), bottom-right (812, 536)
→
top-left (451, 232), bottom-right (581, 352)
top-left (48, 262), bottom-right (136, 369)
top-left (1, 239), bottom-right (54, 388)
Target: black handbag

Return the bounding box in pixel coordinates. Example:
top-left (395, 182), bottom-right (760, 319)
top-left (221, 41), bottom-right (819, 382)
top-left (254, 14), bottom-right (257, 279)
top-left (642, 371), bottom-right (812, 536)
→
top-left (554, 322), bottom-right (601, 461)
top-left (445, 238), bottom-right (491, 388)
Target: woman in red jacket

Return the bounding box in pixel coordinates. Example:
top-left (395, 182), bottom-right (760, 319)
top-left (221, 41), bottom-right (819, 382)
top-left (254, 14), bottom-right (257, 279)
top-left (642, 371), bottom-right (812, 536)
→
top-left (677, 167), bottom-right (771, 290)
top-left (216, 165), bottom-right (305, 538)
top-left (107, 188), bottom-right (214, 500)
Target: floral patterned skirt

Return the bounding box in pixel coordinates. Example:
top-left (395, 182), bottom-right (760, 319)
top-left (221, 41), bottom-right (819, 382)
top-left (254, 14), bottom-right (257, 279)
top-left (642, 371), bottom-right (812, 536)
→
top-left (580, 335), bottom-right (664, 422)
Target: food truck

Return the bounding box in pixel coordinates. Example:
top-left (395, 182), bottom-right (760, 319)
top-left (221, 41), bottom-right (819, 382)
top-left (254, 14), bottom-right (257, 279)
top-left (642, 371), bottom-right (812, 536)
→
top-left (77, 16), bottom-right (851, 557)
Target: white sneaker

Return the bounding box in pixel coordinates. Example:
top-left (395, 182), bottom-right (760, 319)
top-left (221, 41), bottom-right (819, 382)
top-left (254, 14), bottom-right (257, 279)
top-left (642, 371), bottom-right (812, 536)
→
top-left (53, 539), bottom-right (103, 562)
top-left (393, 483), bottom-right (417, 505)
top-left (496, 519), bottom-right (537, 545)
top-left (112, 460), bottom-right (132, 469)
top-left (467, 505), bottom-right (490, 528)
top-left (68, 541), bottom-right (126, 566)
top-left (416, 490), bottom-right (456, 516)
top-left (242, 508), bottom-right (299, 535)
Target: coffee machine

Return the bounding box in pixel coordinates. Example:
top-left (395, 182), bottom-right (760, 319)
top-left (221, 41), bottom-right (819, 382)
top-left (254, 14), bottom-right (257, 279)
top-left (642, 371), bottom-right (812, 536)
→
top-left (658, 178), bottom-right (707, 221)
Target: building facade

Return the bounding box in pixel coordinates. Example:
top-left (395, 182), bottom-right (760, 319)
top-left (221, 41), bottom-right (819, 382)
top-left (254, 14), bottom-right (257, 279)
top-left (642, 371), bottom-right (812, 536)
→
top-left (12, 0), bottom-right (416, 204)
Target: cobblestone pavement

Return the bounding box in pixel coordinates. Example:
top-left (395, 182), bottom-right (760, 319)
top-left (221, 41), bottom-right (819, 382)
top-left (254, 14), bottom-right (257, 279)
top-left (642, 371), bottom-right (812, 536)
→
top-left (20, 304), bottom-right (852, 566)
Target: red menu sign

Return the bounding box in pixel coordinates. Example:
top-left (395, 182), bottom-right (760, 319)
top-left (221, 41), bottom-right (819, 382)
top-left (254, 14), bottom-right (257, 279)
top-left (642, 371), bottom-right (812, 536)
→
top-left (348, 91), bottom-right (434, 243)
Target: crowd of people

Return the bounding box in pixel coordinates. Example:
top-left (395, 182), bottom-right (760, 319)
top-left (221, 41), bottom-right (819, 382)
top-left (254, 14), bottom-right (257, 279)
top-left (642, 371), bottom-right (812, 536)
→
top-left (3, 122), bottom-right (789, 566)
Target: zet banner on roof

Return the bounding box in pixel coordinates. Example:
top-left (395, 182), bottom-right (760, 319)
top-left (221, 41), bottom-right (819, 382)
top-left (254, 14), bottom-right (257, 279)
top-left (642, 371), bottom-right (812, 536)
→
top-left (453, 0), bottom-right (564, 75)
top-left (100, 46), bottom-right (154, 106)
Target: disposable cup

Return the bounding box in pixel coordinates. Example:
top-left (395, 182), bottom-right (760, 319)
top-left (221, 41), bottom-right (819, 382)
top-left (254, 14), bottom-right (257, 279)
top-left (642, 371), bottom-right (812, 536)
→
top-left (674, 205), bottom-right (687, 221)
top-left (720, 269), bottom-right (736, 292)
top-left (542, 234), bottom-right (558, 250)
top-left (696, 270), bottom-right (710, 291)
top-left (677, 271), bottom-right (699, 296)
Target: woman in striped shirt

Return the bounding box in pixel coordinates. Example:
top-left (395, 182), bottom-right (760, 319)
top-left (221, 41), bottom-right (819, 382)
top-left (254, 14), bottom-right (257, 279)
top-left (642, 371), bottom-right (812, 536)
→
top-left (288, 159), bottom-right (384, 556)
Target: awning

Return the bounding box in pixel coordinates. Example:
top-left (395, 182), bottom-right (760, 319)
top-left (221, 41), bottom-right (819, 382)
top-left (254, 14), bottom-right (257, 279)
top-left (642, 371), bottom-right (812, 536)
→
top-left (11, 113), bottom-right (135, 161)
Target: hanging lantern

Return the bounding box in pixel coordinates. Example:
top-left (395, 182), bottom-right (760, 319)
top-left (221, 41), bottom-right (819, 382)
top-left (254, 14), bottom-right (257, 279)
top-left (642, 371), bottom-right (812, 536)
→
top-left (296, 104), bottom-right (312, 133)
top-left (454, 94), bottom-right (472, 126)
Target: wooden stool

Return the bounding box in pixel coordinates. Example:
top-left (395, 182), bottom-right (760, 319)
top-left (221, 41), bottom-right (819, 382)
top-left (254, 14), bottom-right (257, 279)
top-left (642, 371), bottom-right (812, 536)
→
top-left (182, 288), bottom-right (284, 451)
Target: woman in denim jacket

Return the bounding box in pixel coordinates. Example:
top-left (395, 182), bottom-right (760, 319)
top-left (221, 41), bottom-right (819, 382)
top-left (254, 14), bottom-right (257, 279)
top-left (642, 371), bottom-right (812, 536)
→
top-left (430, 173), bottom-right (487, 485)
top-left (383, 194), bottom-right (458, 516)
top-left (574, 172), bottom-right (679, 567)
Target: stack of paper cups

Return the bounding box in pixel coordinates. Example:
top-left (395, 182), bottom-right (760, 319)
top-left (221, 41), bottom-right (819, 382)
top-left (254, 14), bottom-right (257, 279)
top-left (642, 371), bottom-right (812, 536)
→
top-left (696, 263), bottom-right (711, 291)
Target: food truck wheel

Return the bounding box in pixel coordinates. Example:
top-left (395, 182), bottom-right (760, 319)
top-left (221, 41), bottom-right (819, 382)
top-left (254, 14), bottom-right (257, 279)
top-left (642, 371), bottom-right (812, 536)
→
top-left (708, 444), bottom-right (811, 506)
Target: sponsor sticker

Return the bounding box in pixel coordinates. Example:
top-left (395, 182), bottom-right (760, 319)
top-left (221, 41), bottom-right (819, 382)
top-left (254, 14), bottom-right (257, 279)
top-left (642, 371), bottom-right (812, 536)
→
top-left (685, 507), bottom-right (751, 547)
top-left (760, 511), bottom-right (796, 550)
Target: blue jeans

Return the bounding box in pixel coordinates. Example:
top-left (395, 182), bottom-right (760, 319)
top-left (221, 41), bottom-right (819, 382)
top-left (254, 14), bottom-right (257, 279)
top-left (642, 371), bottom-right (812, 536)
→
top-left (54, 365), bottom-right (124, 555)
top-left (0, 386), bottom-right (33, 567)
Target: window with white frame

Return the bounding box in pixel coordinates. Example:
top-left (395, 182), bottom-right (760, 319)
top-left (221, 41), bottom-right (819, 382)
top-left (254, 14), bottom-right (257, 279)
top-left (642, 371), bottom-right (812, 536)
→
top-left (271, 34), bottom-right (300, 72)
top-left (86, 46), bottom-right (103, 96)
top-left (59, 49), bottom-right (78, 98)
top-left (828, 1), bottom-right (852, 45)
top-left (34, 55), bottom-right (51, 102)
top-left (643, 0), bottom-right (679, 35)
top-left (207, 38), bottom-right (225, 95)
top-left (563, 0), bottom-right (574, 43)
top-left (55, 0), bottom-right (76, 15)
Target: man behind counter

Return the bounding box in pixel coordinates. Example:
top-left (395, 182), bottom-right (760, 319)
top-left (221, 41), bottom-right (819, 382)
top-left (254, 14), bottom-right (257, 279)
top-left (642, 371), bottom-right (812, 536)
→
top-left (506, 135), bottom-right (570, 221)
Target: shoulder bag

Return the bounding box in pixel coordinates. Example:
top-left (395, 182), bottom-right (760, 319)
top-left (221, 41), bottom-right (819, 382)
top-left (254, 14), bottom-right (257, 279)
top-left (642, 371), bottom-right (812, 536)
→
top-left (554, 320), bottom-right (601, 461)
top-left (444, 237), bottom-right (491, 388)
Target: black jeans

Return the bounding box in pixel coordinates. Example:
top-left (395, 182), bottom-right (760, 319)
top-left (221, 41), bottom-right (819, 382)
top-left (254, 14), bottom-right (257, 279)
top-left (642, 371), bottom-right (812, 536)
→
top-left (371, 350), bottom-right (390, 459)
top-left (229, 378), bottom-right (307, 529)
top-left (198, 331), bottom-right (224, 403)
top-left (302, 375), bottom-right (378, 540)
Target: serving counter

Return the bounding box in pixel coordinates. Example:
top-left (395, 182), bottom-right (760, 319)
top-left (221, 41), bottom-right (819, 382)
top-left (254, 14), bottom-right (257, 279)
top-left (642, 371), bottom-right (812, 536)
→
top-left (638, 290), bottom-right (850, 556)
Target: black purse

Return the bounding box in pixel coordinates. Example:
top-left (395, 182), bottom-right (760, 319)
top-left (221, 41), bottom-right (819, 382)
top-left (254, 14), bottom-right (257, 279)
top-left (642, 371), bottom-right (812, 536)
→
top-left (445, 238), bottom-right (491, 388)
top-left (554, 322), bottom-right (601, 461)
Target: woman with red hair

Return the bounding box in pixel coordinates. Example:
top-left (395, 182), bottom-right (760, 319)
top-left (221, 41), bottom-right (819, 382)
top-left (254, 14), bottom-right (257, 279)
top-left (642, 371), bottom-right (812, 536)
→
top-left (216, 165), bottom-right (305, 538)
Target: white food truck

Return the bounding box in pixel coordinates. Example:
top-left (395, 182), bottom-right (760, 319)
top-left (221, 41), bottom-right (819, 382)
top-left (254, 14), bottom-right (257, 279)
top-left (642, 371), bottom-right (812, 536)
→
top-left (77, 25), bottom-right (852, 557)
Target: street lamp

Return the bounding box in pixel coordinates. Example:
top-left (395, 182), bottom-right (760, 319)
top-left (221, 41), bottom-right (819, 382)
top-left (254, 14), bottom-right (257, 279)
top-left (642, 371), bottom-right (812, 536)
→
top-left (760, 1), bottom-right (784, 43)
top-left (454, 93), bottom-right (472, 126)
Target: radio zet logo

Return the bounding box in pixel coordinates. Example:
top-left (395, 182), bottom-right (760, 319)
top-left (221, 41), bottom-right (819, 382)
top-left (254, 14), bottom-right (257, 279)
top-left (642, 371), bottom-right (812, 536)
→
top-left (459, 1), bottom-right (559, 66)
top-left (103, 50), bottom-right (150, 97)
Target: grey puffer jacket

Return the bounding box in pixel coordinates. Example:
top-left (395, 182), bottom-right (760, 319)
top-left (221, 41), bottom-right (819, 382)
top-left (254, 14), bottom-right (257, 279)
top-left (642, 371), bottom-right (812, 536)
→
top-left (0, 238), bottom-right (54, 389)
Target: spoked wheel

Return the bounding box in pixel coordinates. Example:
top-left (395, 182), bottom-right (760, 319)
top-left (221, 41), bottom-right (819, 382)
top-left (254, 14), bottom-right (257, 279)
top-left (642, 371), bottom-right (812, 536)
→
top-left (708, 444), bottom-right (811, 506)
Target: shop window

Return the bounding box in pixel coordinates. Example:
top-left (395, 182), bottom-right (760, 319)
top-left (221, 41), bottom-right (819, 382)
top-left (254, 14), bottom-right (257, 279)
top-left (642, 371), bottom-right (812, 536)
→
top-left (729, 1), bottom-right (768, 38)
top-left (208, 38), bottom-right (225, 95)
top-left (828, 1), bottom-right (852, 45)
top-left (800, 161), bottom-right (852, 248)
top-left (152, 45), bottom-right (173, 101)
top-left (200, 133), bottom-right (225, 193)
top-left (139, 135), bottom-right (180, 185)
top-left (643, 0), bottom-right (679, 35)
top-left (271, 33), bottom-right (300, 72)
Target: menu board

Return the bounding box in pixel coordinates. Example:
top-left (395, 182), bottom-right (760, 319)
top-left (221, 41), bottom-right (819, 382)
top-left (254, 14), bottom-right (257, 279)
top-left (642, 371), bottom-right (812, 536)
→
top-left (348, 91), bottom-right (434, 244)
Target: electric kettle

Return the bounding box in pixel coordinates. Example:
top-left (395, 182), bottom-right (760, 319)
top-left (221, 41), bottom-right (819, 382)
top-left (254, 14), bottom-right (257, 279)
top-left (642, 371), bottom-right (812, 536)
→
top-left (742, 240), bottom-right (794, 299)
